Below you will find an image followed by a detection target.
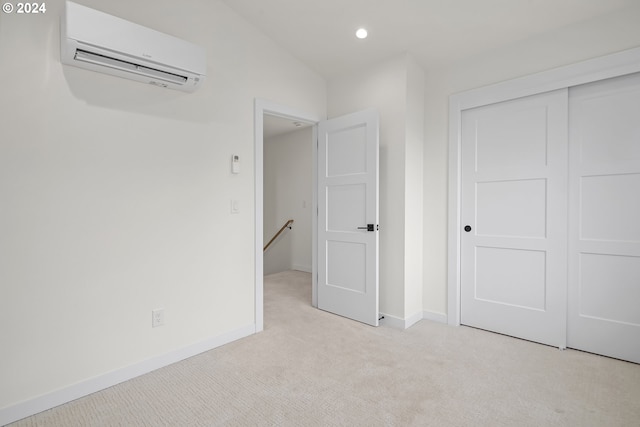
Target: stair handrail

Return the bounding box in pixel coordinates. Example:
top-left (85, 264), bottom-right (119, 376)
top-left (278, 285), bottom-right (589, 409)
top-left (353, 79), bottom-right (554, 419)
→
top-left (264, 219), bottom-right (294, 252)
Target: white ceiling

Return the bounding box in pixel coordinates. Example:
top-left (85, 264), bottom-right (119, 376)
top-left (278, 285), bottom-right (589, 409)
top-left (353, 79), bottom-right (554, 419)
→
top-left (222, 0), bottom-right (636, 78)
top-left (240, 0), bottom-right (638, 137)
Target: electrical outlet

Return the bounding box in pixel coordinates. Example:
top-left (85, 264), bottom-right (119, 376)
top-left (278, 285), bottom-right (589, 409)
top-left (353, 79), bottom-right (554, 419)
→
top-left (152, 308), bottom-right (165, 328)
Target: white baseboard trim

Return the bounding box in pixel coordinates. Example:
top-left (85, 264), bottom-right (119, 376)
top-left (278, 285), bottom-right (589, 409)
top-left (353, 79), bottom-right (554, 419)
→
top-left (292, 264), bottom-right (312, 273)
top-left (0, 324), bottom-right (256, 426)
top-left (379, 310), bottom-right (422, 330)
top-left (379, 312), bottom-right (405, 329)
top-left (379, 310), bottom-right (447, 330)
top-left (423, 310), bottom-right (448, 324)
top-left (405, 311), bottom-right (424, 329)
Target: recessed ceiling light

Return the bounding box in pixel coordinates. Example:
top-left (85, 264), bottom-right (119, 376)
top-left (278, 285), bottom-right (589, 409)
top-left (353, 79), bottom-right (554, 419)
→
top-left (355, 28), bottom-right (368, 39)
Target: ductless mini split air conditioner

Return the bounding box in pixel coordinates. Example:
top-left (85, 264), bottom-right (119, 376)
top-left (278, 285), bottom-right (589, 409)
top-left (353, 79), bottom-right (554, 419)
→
top-left (60, 1), bottom-right (206, 92)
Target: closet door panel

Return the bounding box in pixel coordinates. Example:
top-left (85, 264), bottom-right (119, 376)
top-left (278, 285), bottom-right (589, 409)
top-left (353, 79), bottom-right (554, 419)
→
top-left (460, 90), bottom-right (568, 348)
top-left (568, 72), bottom-right (640, 364)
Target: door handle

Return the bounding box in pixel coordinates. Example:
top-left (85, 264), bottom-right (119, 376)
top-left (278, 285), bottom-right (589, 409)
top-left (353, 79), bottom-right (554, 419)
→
top-left (357, 224), bottom-right (377, 232)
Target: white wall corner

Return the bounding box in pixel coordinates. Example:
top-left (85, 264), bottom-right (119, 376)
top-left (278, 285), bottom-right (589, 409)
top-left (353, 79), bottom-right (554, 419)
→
top-left (292, 264), bottom-right (312, 273)
top-left (0, 324), bottom-right (256, 426)
top-left (404, 310), bottom-right (424, 329)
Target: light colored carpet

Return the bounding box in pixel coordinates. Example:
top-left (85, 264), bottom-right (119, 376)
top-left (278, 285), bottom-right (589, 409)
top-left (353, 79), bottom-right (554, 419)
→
top-left (10, 270), bottom-right (640, 426)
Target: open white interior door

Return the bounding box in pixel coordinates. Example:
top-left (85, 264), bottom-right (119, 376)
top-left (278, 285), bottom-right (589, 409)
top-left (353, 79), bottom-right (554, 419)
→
top-left (317, 109), bottom-right (379, 326)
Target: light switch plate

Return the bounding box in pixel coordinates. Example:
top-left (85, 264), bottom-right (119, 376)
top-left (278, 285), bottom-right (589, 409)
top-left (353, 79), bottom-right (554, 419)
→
top-left (231, 199), bottom-right (240, 214)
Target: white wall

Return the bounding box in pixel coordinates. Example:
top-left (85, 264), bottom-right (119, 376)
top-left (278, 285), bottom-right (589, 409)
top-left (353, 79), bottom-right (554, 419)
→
top-left (0, 0), bottom-right (325, 421)
top-left (422, 3), bottom-right (640, 317)
top-left (263, 127), bottom-right (313, 275)
top-left (404, 59), bottom-right (425, 322)
top-left (327, 54), bottom-right (425, 324)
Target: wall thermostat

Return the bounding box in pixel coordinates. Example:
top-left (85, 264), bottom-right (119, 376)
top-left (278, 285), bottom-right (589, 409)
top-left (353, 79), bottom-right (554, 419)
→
top-left (232, 155), bottom-right (240, 174)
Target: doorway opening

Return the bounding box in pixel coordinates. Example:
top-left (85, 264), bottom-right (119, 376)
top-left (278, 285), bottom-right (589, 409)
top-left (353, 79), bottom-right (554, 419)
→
top-left (254, 100), bottom-right (320, 332)
top-left (262, 115), bottom-right (313, 276)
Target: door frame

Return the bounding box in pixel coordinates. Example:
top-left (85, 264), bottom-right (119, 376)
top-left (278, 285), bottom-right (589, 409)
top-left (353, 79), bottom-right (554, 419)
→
top-left (447, 47), bottom-right (640, 326)
top-left (254, 99), bottom-right (321, 332)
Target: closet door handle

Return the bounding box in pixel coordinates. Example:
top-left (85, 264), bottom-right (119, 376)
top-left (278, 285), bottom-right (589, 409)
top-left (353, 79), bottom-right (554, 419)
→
top-left (357, 224), bottom-right (376, 232)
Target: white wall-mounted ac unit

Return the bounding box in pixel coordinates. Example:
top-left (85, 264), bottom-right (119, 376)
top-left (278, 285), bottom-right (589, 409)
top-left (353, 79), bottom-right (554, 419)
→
top-left (61, 1), bottom-right (206, 92)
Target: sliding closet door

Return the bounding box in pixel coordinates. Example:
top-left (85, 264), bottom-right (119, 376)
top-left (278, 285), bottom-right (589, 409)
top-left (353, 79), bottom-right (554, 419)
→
top-left (568, 73), bottom-right (640, 364)
top-left (460, 90), bottom-right (568, 348)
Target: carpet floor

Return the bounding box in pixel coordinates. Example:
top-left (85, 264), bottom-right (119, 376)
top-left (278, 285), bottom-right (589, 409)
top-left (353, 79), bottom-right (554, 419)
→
top-left (10, 270), bottom-right (640, 426)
